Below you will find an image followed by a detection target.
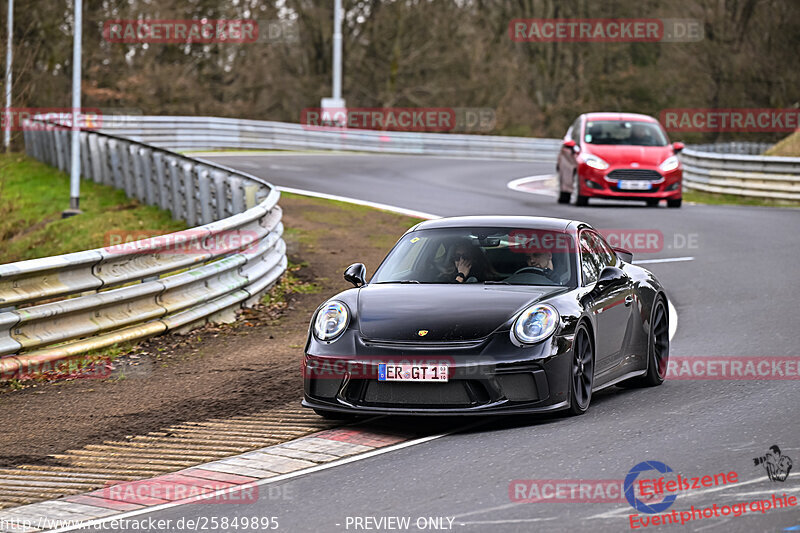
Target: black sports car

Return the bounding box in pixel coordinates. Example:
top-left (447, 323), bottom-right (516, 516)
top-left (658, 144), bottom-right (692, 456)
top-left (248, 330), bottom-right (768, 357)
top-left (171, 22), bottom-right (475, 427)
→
top-left (302, 216), bottom-right (669, 418)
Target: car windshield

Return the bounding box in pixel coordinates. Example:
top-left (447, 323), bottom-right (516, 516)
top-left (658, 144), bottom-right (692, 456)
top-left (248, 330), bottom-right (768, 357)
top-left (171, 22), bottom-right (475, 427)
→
top-left (371, 227), bottom-right (577, 287)
top-left (584, 120), bottom-right (668, 146)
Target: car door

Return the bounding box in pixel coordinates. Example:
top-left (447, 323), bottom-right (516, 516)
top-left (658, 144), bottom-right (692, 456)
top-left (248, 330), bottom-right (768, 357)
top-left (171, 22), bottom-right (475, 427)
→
top-left (579, 230), bottom-right (634, 376)
top-left (558, 116), bottom-right (582, 191)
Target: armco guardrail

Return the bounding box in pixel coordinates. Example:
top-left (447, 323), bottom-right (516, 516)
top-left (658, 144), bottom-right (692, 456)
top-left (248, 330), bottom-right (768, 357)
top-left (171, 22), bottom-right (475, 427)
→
top-left (687, 141), bottom-right (774, 155)
top-left (99, 116), bottom-right (800, 201)
top-left (95, 115), bottom-right (561, 161)
top-left (0, 121), bottom-right (287, 379)
top-left (680, 142), bottom-right (800, 201)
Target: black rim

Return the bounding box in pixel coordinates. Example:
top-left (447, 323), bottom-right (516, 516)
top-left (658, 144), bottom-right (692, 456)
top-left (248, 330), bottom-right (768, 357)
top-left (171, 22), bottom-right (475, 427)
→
top-left (652, 301), bottom-right (669, 378)
top-left (572, 328), bottom-right (593, 409)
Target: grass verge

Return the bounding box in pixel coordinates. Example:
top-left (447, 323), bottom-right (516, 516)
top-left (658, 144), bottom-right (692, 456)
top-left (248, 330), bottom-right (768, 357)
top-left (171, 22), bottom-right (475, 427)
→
top-left (684, 188), bottom-right (799, 208)
top-left (0, 153), bottom-right (186, 263)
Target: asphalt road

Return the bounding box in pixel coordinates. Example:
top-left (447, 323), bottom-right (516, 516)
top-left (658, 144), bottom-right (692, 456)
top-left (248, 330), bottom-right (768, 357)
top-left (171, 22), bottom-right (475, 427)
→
top-left (127, 153), bottom-right (799, 532)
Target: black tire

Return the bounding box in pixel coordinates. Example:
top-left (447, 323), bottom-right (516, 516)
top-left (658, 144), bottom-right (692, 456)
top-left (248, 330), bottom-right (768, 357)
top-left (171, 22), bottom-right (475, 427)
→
top-left (556, 172), bottom-right (570, 203)
top-left (646, 199), bottom-right (659, 207)
top-left (620, 296), bottom-right (669, 388)
top-left (313, 408), bottom-right (358, 420)
top-left (667, 198), bottom-right (682, 208)
top-left (568, 323), bottom-right (594, 415)
top-left (642, 297), bottom-right (670, 386)
top-left (571, 172), bottom-right (589, 206)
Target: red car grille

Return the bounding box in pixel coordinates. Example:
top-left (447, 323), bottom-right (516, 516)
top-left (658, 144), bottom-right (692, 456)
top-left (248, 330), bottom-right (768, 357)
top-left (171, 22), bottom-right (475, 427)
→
top-left (607, 169), bottom-right (662, 181)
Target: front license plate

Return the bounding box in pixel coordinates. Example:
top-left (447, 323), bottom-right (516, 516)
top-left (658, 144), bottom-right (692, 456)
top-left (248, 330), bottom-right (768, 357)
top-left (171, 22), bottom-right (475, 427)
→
top-left (378, 363), bottom-right (449, 382)
top-left (618, 180), bottom-right (652, 190)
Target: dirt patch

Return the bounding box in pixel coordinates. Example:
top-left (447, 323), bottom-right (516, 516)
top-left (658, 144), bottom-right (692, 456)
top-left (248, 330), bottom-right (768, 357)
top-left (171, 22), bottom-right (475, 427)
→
top-left (0, 193), bottom-right (420, 467)
top-left (6, 216), bottom-right (58, 243)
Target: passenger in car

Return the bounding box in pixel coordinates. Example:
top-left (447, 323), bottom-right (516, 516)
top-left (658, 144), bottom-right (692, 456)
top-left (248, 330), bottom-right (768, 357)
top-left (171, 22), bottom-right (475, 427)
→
top-left (452, 242), bottom-right (478, 283)
top-left (440, 240), bottom-right (493, 283)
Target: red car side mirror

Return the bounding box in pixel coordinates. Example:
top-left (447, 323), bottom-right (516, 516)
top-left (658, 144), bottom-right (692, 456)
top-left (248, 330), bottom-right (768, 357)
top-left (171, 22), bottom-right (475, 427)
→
top-left (563, 139), bottom-right (579, 153)
top-left (672, 141), bottom-right (684, 153)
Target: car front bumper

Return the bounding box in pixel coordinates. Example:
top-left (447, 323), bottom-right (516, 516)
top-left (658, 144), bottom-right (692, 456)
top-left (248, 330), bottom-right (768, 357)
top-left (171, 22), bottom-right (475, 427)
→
top-left (302, 334), bottom-right (574, 416)
top-left (578, 165), bottom-right (682, 200)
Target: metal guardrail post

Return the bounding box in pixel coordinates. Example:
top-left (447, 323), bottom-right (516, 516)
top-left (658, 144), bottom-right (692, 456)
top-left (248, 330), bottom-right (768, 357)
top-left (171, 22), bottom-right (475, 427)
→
top-left (229, 176), bottom-right (246, 215)
top-left (183, 161), bottom-right (198, 226)
top-left (121, 143), bottom-right (137, 199)
top-left (151, 151), bottom-right (168, 211)
top-left (88, 133), bottom-right (102, 184)
top-left (79, 131), bottom-right (92, 182)
top-left (197, 167), bottom-right (213, 225)
top-left (169, 160), bottom-right (186, 222)
top-left (109, 139), bottom-right (124, 190)
top-left (53, 129), bottom-right (65, 171)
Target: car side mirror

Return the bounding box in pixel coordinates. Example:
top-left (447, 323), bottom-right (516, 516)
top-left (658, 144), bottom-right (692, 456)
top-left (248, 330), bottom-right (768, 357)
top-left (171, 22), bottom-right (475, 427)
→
top-left (612, 247), bottom-right (633, 263)
top-left (563, 139), bottom-right (578, 153)
top-left (595, 266), bottom-right (627, 291)
top-left (672, 141), bottom-right (684, 153)
top-left (344, 263), bottom-right (367, 287)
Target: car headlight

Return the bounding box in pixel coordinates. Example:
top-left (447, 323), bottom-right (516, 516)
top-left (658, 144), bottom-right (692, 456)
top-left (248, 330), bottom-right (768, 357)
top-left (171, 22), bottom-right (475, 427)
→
top-left (659, 156), bottom-right (680, 172)
top-left (513, 303), bottom-right (560, 344)
top-left (582, 154), bottom-right (610, 170)
top-left (313, 301), bottom-right (349, 341)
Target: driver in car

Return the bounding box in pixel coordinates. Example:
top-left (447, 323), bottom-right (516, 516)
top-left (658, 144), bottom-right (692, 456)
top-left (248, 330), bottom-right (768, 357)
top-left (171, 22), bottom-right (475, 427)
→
top-left (630, 122), bottom-right (653, 146)
top-left (522, 251), bottom-right (560, 283)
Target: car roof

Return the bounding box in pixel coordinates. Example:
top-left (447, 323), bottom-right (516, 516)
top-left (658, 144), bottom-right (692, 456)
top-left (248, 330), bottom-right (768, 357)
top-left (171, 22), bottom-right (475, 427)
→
top-left (411, 215), bottom-right (579, 232)
top-left (583, 112), bottom-right (658, 123)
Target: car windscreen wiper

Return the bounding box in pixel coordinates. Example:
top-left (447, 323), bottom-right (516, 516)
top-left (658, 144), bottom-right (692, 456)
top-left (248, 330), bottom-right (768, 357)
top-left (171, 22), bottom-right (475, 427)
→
top-left (485, 281), bottom-right (562, 286)
top-left (374, 280), bottom-right (421, 284)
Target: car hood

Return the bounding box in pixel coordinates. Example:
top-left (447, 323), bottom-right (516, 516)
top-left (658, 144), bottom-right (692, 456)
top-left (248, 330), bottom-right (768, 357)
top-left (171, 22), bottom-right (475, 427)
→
top-left (356, 284), bottom-right (563, 342)
top-left (584, 145), bottom-right (672, 167)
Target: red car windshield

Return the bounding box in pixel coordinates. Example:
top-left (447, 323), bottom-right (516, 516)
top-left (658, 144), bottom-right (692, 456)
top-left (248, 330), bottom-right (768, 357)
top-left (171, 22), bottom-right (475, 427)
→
top-left (583, 120), bottom-right (668, 147)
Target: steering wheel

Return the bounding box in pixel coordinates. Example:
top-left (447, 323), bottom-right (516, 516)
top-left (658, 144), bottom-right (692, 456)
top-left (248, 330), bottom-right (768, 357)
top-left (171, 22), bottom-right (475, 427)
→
top-left (513, 266), bottom-right (552, 276)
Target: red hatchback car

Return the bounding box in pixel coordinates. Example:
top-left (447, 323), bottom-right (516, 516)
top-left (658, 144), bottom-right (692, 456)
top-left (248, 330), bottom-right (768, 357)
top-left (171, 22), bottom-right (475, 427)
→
top-left (557, 112), bottom-right (684, 207)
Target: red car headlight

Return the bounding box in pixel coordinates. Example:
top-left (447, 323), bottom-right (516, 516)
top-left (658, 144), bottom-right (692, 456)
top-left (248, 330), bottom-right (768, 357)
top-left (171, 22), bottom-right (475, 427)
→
top-left (659, 156), bottom-right (680, 172)
top-left (582, 154), bottom-right (610, 170)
